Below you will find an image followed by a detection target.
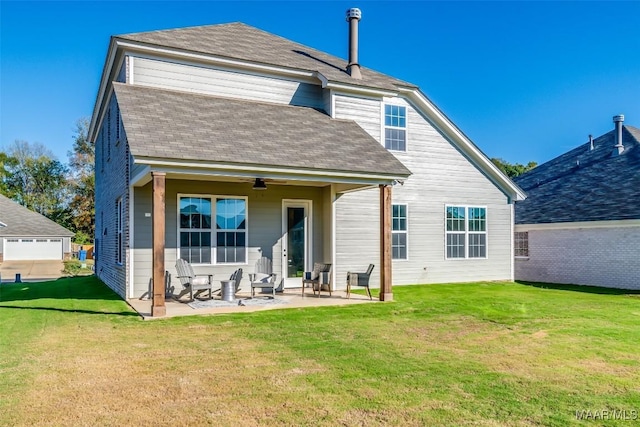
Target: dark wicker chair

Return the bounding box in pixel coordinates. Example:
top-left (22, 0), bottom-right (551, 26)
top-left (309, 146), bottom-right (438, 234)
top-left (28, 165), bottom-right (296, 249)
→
top-left (346, 264), bottom-right (374, 300)
top-left (302, 263), bottom-right (332, 297)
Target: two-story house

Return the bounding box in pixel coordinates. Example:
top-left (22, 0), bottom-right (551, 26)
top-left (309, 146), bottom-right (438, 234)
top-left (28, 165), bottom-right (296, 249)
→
top-left (90, 9), bottom-right (525, 315)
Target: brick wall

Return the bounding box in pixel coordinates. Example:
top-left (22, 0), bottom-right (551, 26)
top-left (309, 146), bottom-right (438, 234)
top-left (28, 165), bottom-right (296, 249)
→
top-left (515, 226), bottom-right (640, 289)
top-left (95, 93), bottom-right (130, 298)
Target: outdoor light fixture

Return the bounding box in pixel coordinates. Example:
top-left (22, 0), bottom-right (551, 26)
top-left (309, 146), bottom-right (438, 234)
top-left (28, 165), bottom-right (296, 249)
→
top-left (252, 178), bottom-right (267, 190)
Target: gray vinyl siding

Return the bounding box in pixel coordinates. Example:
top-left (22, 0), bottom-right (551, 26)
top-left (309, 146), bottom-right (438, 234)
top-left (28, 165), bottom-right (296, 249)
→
top-left (335, 188), bottom-right (381, 290)
top-left (131, 56), bottom-right (325, 110)
top-left (334, 95), bottom-right (513, 288)
top-left (132, 180), bottom-right (326, 298)
top-left (334, 94), bottom-right (381, 142)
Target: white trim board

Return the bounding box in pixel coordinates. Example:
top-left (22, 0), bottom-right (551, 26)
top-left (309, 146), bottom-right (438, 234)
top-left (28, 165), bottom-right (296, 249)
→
top-left (516, 219), bottom-right (640, 231)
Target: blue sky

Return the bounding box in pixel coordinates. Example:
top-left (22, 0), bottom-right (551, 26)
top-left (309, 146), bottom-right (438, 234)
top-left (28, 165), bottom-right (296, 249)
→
top-left (1, 1), bottom-right (639, 165)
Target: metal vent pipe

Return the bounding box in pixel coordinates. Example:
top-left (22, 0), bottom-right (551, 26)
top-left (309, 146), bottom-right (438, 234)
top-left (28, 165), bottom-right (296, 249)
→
top-left (613, 114), bottom-right (624, 156)
top-left (346, 8), bottom-right (362, 79)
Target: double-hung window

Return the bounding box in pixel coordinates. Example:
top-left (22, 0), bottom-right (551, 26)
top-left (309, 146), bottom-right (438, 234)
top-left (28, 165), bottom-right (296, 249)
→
top-left (445, 206), bottom-right (487, 259)
top-left (514, 231), bottom-right (529, 257)
top-left (384, 104), bottom-right (406, 151)
top-left (179, 195), bottom-right (246, 264)
top-left (215, 198), bottom-right (247, 263)
top-left (116, 197), bottom-right (123, 264)
top-left (392, 204), bottom-right (408, 260)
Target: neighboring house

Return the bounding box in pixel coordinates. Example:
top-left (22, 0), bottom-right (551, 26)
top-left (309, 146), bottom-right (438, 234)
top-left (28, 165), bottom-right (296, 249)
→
top-left (90, 10), bottom-right (525, 315)
top-left (514, 115), bottom-right (640, 289)
top-left (0, 194), bottom-right (74, 262)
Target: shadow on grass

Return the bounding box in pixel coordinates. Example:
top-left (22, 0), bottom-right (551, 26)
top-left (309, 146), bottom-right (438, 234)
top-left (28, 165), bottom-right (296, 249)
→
top-left (0, 276), bottom-right (122, 302)
top-left (0, 276), bottom-right (138, 317)
top-left (517, 281), bottom-right (640, 295)
top-left (0, 305), bottom-right (139, 317)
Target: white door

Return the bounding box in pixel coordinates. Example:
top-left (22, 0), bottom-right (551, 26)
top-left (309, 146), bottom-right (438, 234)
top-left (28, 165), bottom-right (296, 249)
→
top-left (4, 238), bottom-right (63, 260)
top-left (281, 200), bottom-right (312, 288)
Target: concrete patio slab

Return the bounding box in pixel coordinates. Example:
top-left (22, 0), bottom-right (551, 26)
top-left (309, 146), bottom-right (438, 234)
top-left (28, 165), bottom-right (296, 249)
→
top-left (128, 289), bottom-right (378, 319)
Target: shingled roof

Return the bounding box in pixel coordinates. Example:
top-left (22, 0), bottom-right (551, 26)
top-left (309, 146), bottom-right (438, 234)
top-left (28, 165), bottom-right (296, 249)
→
top-left (114, 83), bottom-right (411, 178)
top-left (514, 125), bottom-right (640, 224)
top-left (0, 194), bottom-right (74, 237)
top-left (116, 22), bottom-right (415, 92)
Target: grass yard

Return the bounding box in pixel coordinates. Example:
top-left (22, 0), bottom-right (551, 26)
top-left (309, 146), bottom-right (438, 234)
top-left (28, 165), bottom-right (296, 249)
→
top-left (1, 277), bottom-right (639, 426)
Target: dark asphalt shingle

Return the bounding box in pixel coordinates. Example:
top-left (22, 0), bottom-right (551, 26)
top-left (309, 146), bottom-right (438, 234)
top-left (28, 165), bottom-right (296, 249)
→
top-left (514, 125), bottom-right (640, 224)
top-left (116, 22), bottom-right (416, 93)
top-left (114, 83), bottom-right (411, 178)
top-left (0, 194), bottom-right (74, 237)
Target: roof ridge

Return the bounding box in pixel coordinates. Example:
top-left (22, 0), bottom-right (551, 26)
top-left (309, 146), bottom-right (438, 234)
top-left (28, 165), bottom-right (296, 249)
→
top-left (114, 21), bottom-right (416, 91)
top-left (116, 21), bottom-right (248, 38)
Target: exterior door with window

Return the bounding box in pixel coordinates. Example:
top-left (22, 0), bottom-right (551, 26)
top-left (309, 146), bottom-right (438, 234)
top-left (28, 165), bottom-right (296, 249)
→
top-left (282, 200), bottom-right (311, 288)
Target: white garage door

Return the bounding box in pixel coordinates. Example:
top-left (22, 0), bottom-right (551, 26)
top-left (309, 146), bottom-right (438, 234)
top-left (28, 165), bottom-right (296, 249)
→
top-left (4, 238), bottom-right (63, 260)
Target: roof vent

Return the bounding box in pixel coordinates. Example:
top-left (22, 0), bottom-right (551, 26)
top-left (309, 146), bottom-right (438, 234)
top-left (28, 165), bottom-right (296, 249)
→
top-left (588, 134), bottom-right (594, 151)
top-left (346, 8), bottom-right (362, 80)
top-left (613, 114), bottom-right (624, 156)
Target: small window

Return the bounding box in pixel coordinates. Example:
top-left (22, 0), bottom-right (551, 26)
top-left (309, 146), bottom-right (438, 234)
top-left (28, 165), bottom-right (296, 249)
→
top-left (7, 239), bottom-right (18, 242)
top-left (50, 239), bottom-right (62, 242)
top-left (384, 104), bottom-right (406, 151)
top-left (514, 232), bottom-right (529, 257)
top-left (115, 106), bottom-right (121, 143)
top-left (21, 239), bottom-right (34, 243)
top-left (445, 206), bottom-right (487, 259)
top-left (36, 239), bottom-right (48, 242)
top-left (116, 197), bottom-right (123, 264)
top-left (392, 204), bottom-right (407, 260)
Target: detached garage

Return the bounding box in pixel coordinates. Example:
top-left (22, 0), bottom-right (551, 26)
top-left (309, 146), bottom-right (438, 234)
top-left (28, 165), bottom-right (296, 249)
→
top-left (0, 194), bottom-right (73, 262)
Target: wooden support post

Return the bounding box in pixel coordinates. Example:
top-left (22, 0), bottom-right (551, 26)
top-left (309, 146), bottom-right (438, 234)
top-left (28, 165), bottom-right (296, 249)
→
top-left (151, 172), bottom-right (166, 317)
top-left (379, 184), bottom-right (393, 301)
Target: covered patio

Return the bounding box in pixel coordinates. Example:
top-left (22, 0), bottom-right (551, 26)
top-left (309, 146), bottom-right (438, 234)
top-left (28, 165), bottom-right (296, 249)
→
top-left (128, 288), bottom-right (376, 319)
top-left (115, 83), bottom-right (411, 317)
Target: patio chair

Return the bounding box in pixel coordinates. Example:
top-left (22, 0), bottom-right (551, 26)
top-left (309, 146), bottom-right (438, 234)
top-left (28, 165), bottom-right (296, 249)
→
top-left (249, 257), bottom-right (278, 298)
top-left (302, 263), bottom-right (332, 297)
top-left (346, 264), bottom-right (374, 300)
top-left (175, 258), bottom-right (215, 301)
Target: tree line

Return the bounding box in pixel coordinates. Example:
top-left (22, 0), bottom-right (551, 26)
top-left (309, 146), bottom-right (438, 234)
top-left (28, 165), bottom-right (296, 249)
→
top-left (490, 158), bottom-right (537, 178)
top-left (0, 118), bottom-right (94, 243)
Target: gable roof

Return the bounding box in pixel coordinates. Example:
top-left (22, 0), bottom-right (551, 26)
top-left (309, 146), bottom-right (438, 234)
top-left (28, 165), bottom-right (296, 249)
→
top-left (116, 22), bottom-right (415, 93)
top-left (0, 194), bottom-right (74, 237)
top-left (514, 125), bottom-right (640, 224)
top-left (114, 83), bottom-right (411, 179)
top-left (91, 20), bottom-right (524, 200)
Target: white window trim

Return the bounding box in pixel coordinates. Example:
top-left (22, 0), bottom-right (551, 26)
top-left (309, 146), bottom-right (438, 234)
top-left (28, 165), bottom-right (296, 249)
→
top-left (392, 203), bottom-right (409, 261)
top-left (381, 102), bottom-right (408, 152)
top-left (116, 197), bottom-right (123, 265)
top-left (444, 205), bottom-right (488, 260)
top-left (514, 231), bottom-right (529, 259)
top-left (177, 193), bottom-right (249, 266)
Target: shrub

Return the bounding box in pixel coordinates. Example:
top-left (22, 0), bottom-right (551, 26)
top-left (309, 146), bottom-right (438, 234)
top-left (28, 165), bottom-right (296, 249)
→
top-left (63, 259), bottom-right (82, 276)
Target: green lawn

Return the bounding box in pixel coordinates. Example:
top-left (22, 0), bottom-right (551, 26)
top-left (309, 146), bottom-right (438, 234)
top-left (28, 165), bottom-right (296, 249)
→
top-left (1, 277), bottom-right (639, 426)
